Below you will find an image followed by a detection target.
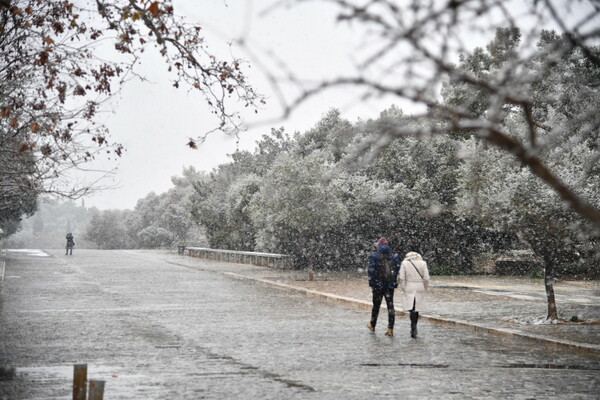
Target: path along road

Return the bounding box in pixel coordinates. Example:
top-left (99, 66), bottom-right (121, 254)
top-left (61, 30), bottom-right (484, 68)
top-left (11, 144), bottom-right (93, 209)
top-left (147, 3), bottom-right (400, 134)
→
top-left (1, 249), bottom-right (599, 399)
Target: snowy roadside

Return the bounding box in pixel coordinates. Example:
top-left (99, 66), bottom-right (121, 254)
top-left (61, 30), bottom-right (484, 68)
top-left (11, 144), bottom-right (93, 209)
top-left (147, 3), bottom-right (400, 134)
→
top-left (162, 251), bottom-right (600, 354)
top-left (241, 270), bottom-right (600, 354)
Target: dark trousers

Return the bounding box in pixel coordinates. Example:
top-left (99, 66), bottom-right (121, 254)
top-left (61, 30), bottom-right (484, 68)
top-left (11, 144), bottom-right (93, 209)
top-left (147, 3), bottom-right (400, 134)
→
top-left (370, 288), bottom-right (395, 329)
top-left (410, 298), bottom-right (419, 336)
top-left (66, 247), bottom-right (73, 255)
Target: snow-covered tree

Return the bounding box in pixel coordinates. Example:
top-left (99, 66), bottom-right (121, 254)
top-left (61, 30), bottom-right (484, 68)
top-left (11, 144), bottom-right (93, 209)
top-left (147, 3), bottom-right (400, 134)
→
top-left (189, 107), bottom-right (512, 272)
top-left (160, 203), bottom-right (192, 244)
top-left (223, 174), bottom-right (261, 251)
top-left (83, 166), bottom-right (205, 249)
top-left (458, 119), bottom-right (599, 319)
top-left (85, 209), bottom-right (131, 249)
top-left (444, 30), bottom-right (600, 319)
top-left (137, 225), bottom-right (174, 248)
top-left (190, 129), bottom-right (292, 249)
top-left (250, 152), bottom-right (348, 274)
top-left (0, 134), bottom-right (37, 235)
top-left (268, 0), bottom-right (600, 229)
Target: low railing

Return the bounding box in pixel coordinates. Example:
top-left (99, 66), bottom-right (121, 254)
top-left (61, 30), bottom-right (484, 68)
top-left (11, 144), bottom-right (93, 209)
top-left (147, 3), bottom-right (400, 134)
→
top-left (185, 247), bottom-right (292, 269)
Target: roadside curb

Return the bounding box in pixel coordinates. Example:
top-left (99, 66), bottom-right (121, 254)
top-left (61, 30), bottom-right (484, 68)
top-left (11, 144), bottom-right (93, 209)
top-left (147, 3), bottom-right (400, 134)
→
top-left (223, 271), bottom-right (600, 356)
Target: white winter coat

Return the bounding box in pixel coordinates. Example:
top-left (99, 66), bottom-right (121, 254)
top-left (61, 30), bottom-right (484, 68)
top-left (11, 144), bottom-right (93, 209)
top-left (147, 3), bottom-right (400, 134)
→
top-left (399, 253), bottom-right (430, 312)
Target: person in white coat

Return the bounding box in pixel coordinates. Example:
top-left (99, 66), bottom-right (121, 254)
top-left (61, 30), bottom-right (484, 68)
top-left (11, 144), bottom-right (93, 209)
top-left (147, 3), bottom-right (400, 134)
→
top-left (399, 252), bottom-right (430, 338)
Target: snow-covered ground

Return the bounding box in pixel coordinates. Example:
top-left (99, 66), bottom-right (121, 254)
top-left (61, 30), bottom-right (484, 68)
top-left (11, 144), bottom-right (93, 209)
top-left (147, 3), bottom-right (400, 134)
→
top-left (7, 249), bottom-right (50, 257)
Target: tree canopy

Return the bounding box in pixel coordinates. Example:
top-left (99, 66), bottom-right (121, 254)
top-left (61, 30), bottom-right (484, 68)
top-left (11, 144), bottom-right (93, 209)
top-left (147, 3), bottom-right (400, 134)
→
top-left (264, 0), bottom-right (600, 230)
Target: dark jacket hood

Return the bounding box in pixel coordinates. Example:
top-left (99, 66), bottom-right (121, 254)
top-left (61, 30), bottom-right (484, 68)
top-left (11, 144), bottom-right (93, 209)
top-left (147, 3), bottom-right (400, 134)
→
top-left (377, 244), bottom-right (392, 254)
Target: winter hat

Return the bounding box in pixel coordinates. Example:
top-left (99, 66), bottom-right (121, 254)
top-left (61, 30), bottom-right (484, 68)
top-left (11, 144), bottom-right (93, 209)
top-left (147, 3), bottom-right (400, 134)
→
top-left (376, 237), bottom-right (389, 247)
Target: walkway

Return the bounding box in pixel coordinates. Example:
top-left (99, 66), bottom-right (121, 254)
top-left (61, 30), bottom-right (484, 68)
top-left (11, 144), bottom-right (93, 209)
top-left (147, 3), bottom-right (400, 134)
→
top-left (170, 251), bottom-right (600, 352)
top-left (0, 249), bottom-right (598, 399)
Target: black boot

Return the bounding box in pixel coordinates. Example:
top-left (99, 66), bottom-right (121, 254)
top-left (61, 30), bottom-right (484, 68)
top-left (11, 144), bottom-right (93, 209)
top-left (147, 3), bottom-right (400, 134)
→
top-left (414, 312), bottom-right (419, 338)
top-left (410, 311), bottom-right (419, 338)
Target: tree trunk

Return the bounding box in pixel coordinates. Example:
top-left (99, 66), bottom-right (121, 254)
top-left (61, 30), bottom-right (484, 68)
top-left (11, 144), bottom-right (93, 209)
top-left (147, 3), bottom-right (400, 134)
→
top-left (305, 235), bottom-right (315, 281)
top-left (544, 261), bottom-right (558, 320)
top-left (308, 263), bottom-right (315, 281)
top-left (528, 235), bottom-right (559, 321)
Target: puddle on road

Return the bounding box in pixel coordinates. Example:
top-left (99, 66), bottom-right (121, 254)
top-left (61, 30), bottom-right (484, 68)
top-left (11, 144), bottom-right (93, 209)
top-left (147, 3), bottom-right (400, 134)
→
top-left (475, 291), bottom-right (540, 300)
top-left (360, 363), bottom-right (600, 370)
top-left (497, 363), bottom-right (600, 370)
top-left (155, 343), bottom-right (182, 349)
top-left (431, 286), bottom-right (472, 290)
top-left (361, 363), bottom-right (449, 368)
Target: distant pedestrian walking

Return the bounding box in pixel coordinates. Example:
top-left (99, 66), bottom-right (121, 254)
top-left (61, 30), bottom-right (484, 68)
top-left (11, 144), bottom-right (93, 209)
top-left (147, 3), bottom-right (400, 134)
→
top-left (66, 233), bottom-right (75, 255)
top-left (399, 252), bottom-right (430, 338)
top-left (367, 237), bottom-right (400, 336)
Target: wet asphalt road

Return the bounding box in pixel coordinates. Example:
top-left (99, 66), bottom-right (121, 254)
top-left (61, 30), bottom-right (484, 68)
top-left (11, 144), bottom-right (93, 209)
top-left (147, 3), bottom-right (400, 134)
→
top-left (1, 249), bottom-right (599, 399)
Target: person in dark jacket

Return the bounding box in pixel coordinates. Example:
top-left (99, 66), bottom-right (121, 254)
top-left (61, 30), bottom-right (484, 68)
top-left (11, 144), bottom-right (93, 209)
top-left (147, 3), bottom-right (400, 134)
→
top-left (367, 237), bottom-right (401, 336)
top-left (66, 233), bottom-right (75, 255)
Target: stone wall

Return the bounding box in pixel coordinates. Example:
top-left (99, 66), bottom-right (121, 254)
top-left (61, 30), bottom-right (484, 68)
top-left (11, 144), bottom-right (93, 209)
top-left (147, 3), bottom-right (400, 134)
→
top-left (185, 247), bottom-right (292, 269)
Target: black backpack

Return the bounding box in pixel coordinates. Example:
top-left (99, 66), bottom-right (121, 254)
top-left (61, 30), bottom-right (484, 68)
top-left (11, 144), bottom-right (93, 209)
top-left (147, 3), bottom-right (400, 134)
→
top-left (378, 251), bottom-right (395, 284)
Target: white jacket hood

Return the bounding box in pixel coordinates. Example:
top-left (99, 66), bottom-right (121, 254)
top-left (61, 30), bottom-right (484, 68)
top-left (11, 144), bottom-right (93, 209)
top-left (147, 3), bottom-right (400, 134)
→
top-left (404, 252), bottom-right (423, 261)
